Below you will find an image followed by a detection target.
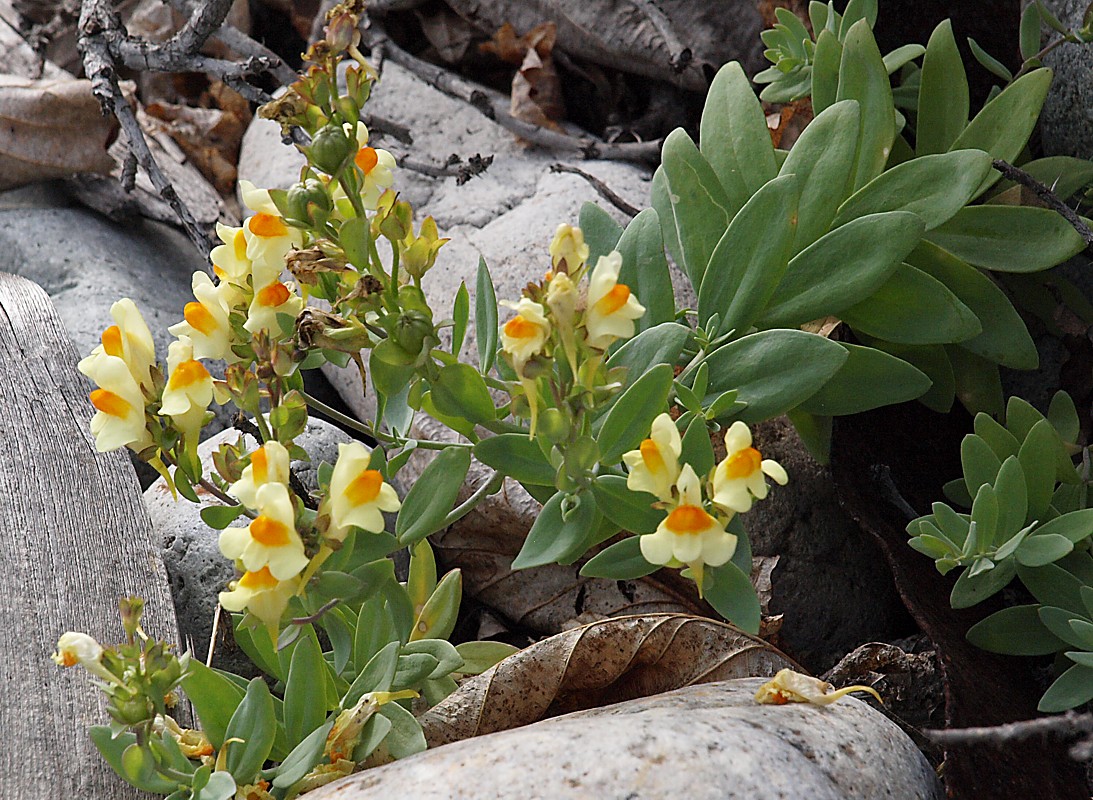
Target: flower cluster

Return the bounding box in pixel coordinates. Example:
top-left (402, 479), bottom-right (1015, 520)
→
top-left (623, 415), bottom-right (787, 591)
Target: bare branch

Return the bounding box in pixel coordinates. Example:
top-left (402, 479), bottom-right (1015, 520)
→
top-left (550, 163), bottom-right (641, 217)
top-left (397, 152), bottom-right (493, 185)
top-left (926, 711), bottom-right (1093, 755)
top-left (992, 159), bottom-right (1093, 250)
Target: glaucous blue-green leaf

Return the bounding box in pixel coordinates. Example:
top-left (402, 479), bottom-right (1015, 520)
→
top-left (1039, 663), bottom-right (1093, 712)
top-left (950, 69), bottom-right (1052, 196)
top-left (429, 363), bottom-right (495, 424)
top-left (403, 639), bottom-right (464, 679)
top-left (833, 149), bottom-right (992, 231)
top-left (680, 415), bottom-right (716, 478)
top-left (580, 535), bottom-right (659, 580)
top-left (926, 206), bottom-right (1085, 273)
top-left (391, 652), bottom-right (439, 689)
top-left (971, 483), bottom-right (1000, 548)
top-left (606, 322), bottom-right (691, 378)
top-left (223, 678), bottom-right (276, 784)
top-left (474, 434), bottom-right (555, 486)
top-left (475, 257), bottom-right (498, 373)
top-left (992, 456), bottom-right (1028, 536)
top-left (777, 99), bottom-right (859, 251)
top-left (1036, 510), bottom-right (1093, 545)
top-left (883, 44), bottom-right (926, 74)
top-left (699, 174), bottom-right (799, 334)
top-left (962, 433), bottom-right (1002, 496)
top-left (967, 605), bottom-right (1065, 655)
top-left (591, 475), bottom-right (663, 534)
top-left (377, 701), bottom-right (427, 759)
top-left (1020, 419), bottom-right (1061, 522)
top-left (201, 503), bottom-right (247, 530)
top-left (705, 561), bottom-right (761, 633)
top-left (905, 240), bottom-right (1037, 368)
top-left (650, 167), bottom-right (682, 268)
top-left (704, 329), bottom-right (848, 423)
top-left (284, 630), bottom-right (327, 751)
top-left (862, 340), bottom-right (955, 413)
top-left (615, 208), bottom-right (675, 331)
top-left (597, 364), bottom-right (674, 464)
top-left (973, 413), bottom-right (1020, 460)
top-left (999, 156), bottom-right (1093, 201)
top-left (839, 0), bottom-right (877, 33)
top-left (579, 202), bottom-right (623, 265)
top-left (396, 446), bottom-right (471, 545)
top-left (699, 61), bottom-right (778, 205)
top-left (455, 641), bottom-right (520, 675)
top-left (1018, 534), bottom-right (1075, 567)
top-left (836, 20), bottom-right (895, 190)
top-left (90, 729), bottom-right (179, 794)
top-left (797, 343), bottom-right (930, 416)
top-left (916, 21), bottom-right (968, 155)
top-left (410, 568), bottom-right (461, 641)
top-left (841, 264), bottom-right (980, 344)
top-left (181, 661), bottom-right (245, 750)
top-left (512, 491), bottom-right (599, 569)
top-left (786, 408), bottom-right (833, 463)
top-left (1048, 390), bottom-right (1081, 444)
top-left (811, 29), bottom-right (842, 112)
top-left (1040, 607), bottom-right (1093, 649)
top-left (339, 215), bottom-right (372, 271)
top-left (1020, 562), bottom-right (1087, 614)
top-left (345, 641), bottom-right (399, 707)
top-left (271, 719), bottom-right (335, 790)
top-left (1020, 2), bottom-right (1042, 60)
top-left (451, 281), bottom-right (469, 355)
top-left (950, 556), bottom-right (1015, 608)
top-left (947, 345), bottom-right (1004, 418)
top-left (758, 211), bottom-right (922, 328)
top-left (656, 128), bottom-right (734, 287)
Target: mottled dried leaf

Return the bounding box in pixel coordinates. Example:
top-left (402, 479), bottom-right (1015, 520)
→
top-left (0, 76), bottom-right (115, 190)
top-left (420, 613), bottom-right (796, 746)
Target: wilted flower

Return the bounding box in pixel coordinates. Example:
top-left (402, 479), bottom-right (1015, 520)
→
top-left (52, 632), bottom-right (121, 685)
top-left (244, 280), bottom-right (305, 335)
top-left (328, 441), bottom-right (401, 541)
top-left (219, 482), bottom-right (309, 580)
top-left (160, 336), bottom-right (215, 444)
top-left (219, 566), bottom-right (301, 632)
top-left (622, 413), bottom-right (682, 502)
top-left (710, 421), bottom-right (788, 513)
top-left (548, 223), bottom-right (589, 273)
top-left (755, 668), bottom-right (882, 706)
top-left (584, 251), bottom-right (645, 349)
top-left (501, 298), bottom-right (551, 374)
top-left (229, 441), bottom-right (291, 509)
top-left (168, 272), bottom-right (235, 362)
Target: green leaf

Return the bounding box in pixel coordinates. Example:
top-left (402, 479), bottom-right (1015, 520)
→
top-left (579, 202), bottom-right (624, 265)
top-left (699, 61), bottom-right (778, 206)
top-left (455, 641), bottom-right (520, 675)
top-left (377, 701), bottom-right (427, 759)
top-left (411, 568), bottom-right (462, 641)
top-left (916, 21), bottom-right (969, 156)
top-left (863, 340), bottom-right (954, 412)
top-left (90, 728), bottom-right (179, 794)
top-left (950, 556), bottom-right (1016, 608)
top-left (1020, 419), bottom-right (1063, 522)
top-left (841, 263), bottom-right (981, 344)
top-left (591, 475), bottom-right (664, 534)
top-left (926, 206), bottom-right (1086, 273)
top-left (967, 604), bottom-right (1065, 655)
top-left (833, 149), bottom-right (992, 231)
top-left (339, 216), bottom-right (372, 270)
top-left (402, 638), bottom-right (464, 679)
top-left (905, 240), bottom-right (1037, 369)
top-left (284, 630), bottom-right (327, 751)
top-left (345, 641), bottom-right (400, 707)
top-left (656, 128), bottom-right (734, 287)
top-left (223, 678), bottom-right (276, 784)
top-left (475, 257), bottom-right (498, 373)
top-left (606, 322), bottom-right (691, 377)
top-left (948, 345), bottom-right (1004, 417)
top-left (811, 29), bottom-right (843, 112)
top-left (512, 491), bottom-right (599, 569)
top-left (883, 44), bottom-right (926, 74)
top-left (1021, 562), bottom-right (1087, 614)
top-left (271, 718), bottom-right (335, 790)
top-left (950, 69), bottom-right (1052, 196)
top-left (451, 281), bottom-right (469, 355)
top-left (798, 343), bottom-right (930, 416)
top-left (1000, 156), bottom-right (1093, 201)
top-left (839, 0), bottom-right (877, 33)
top-left (580, 535), bottom-right (659, 579)
top-left (1039, 664), bottom-right (1093, 712)
top-left (474, 434), bottom-right (554, 485)
top-left (699, 174), bottom-right (799, 334)
top-left (777, 99), bottom-right (859, 251)
top-left (200, 503), bottom-right (247, 530)
top-left (759, 211), bottom-right (923, 328)
top-left (704, 330), bottom-right (848, 423)
top-left (974, 413), bottom-right (1020, 460)
top-left (992, 456), bottom-right (1028, 536)
top-left (962, 433), bottom-right (1003, 496)
top-left (705, 561), bottom-right (761, 634)
top-left (1020, 2), bottom-right (1042, 61)
top-left (680, 415), bottom-right (716, 478)
top-left (181, 661), bottom-right (245, 750)
top-left (836, 20), bottom-right (895, 190)
top-left (396, 446), bottom-right (471, 545)
top-left (1036, 509), bottom-right (1093, 544)
top-left (352, 714), bottom-right (392, 762)
top-left (1018, 534), bottom-right (1075, 567)
top-left (391, 653), bottom-right (438, 691)
top-left (967, 37), bottom-right (1013, 82)
top-left (597, 364), bottom-right (674, 465)
top-left (615, 209), bottom-right (675, 331)
top-left (429, 363), bottom-right (495, 424)
top-left (1048, 391), bottom-right (1081, 444)
top-left (971, 483), bottom-right (1000, 548)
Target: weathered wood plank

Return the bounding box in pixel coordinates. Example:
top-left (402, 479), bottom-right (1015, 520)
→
top-left (0, 272), bottom-right (180, 799)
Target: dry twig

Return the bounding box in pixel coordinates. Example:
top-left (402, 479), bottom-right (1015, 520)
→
top-left (550, 163), bottom-right (641, 217)
top-left (926, 711), bottom-right (1093, 760)
top-left (992, 159), bottom-right (1093, 250)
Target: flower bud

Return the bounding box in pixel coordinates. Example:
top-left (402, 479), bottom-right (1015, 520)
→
top-left (286, 179), bottom-right (333, 228)
top-left (392, 310), bottom-right (433, 357)
top-left (110, 693), bottom-right (154, 726)
top-left (308, 124), bottom-right (356, 176)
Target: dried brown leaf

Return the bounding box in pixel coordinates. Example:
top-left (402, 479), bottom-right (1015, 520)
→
top-left (419, 613), bottom-right (797, 748)
top-left (0, 76), bottom-right (116, 190)
top-left (415, 7), bottom-right (477, 64)
top-left (144, 99), bottom-right (246, 194)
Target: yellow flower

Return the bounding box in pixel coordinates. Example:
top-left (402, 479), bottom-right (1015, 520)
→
top-left (400, 216), bottom-right (448, 280)
top-left (501, 298), bottom-right (550, 374)
top-left (584, 251), bottom-right (645, 349)
top-left (219, 566), bottom-right (300, 631)
top-left (160, 336), bottom-right (214, 443)
top-left (81, 355), bottom-right (153, 453)
top-left (622, 413), bottom-right (682, 502)
top-left (349, 122), bottom-right (396, 209)
top-left (229, 441), bottom-right (291, 509)
top-left (239, 179), bottom-right (303, 287)
top-left (328, 441), bottom-right (401, 541)
top-left (755, 668), bottom-right (883, 706)
top-left (548, 223), bottom-right (589, 273)
top-left (710, 421), bottom-right (788, 513)
top-left (78, 298), bottom-right (157, 392)
top-left (244, 280), bottom-right (304, 335)
top-left (219, 482), bottom-right (309, 579)
top-left (52, 632), bottom-right (121, 685)
top-left (639, 465), bottom-right (736, 590)
top-left (209, 222), bottom-right (252, 285)
top-left (325, 689), bottom-right (418, 763)
top-left (168, 272), bottom-right (235, 362)
top-left (546, 271), bottom-right (577, 326)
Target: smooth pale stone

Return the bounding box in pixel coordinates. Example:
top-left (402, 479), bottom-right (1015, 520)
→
top-left (307, 679), bottom-right (944, 800)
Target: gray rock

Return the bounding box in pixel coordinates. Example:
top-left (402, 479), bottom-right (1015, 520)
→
top-left (145, 417), bottom-right (352, 672)
top-left (1036, 0), bottom-right (1093, 159)
top-left (308, 679), bottom-right (943, 800)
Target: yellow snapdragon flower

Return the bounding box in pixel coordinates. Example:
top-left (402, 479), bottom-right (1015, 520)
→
top-left (244, 280), bottom-right (305, 335)
top-left (622, 412), bottom-right (682, 502)
top-left (548, 223), bottom-right (589, 272)
top-left (584, 251), bottom-right (645, 349)
top-left (209, 222), bottom-right (252, 285)
top-left (219, 482), bottom-right (309, 580)
top-left (501, 298), bottom-right (551, 374)
top-left (349, 122), bottom-right (396, 209)
top-left (81, 355), bottom-right (153, 453)
top-left (160, 336), bottom-right (215, 444)
top-left (167, 272), bottom-right (235, 362)
top-left (52, 632), bottom-right (122, 685)
top-left (219, 566), bottom-right (301, 631)
top-left (78, 298), bottom-right (157, 393)
top-left (229, 441), bottom-right (291, 510)
top-left (239, 179), bottom-right (303, 286)
top-left (710, 421), bottom-right (788, 513)
top-left (327, 441), bottom-right (401, 541)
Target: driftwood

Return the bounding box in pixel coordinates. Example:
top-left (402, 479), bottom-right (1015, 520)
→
top-left (0, 273), bottom-right (181, 799)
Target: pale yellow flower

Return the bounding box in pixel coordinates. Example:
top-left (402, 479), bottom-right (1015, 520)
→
top-left (219, 482), bottom-right (309, 580)
top-left (160, 336), bottom-right (214, 443)
top-left (52, 632), bottom-right (122, 685)
top-left (240, 179), bottom-right (303, 286)
top-left (168, 272), bottom-right (234, 362)
top-left (328, 441), bottom-right (401, 540)
top-left (640, 465), bottom-right (736, 590)
top-left (244, 280), bottom-right (304, 335)
top-left (78, 298), bottom-right (157, 392)
top-left (545, 271), bottom-right (577, 326)
top-left (622, 413), bottom-right (682, 502)
top-left (219, 566), bottom-right (300, 631)
top-left (548, 223), bottom-right (589, 272)
top-left (82, 355), bottom-right (153, 453)
top-left (500, 298), bottom-right (550, 374)
top-left (710, 421), bottom-right (788, 514)
top-left (349, 122), bottom-right (396, 209)
top-left (584, 251), bottom-right (645, 349)
top-left (229, 441), bottom-right (291, 510)
top-left (209, 222), bottom-right (252, 285)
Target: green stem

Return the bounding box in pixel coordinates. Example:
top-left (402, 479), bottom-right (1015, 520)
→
top-left (440, 470), bottom-right (504, 528)
top-left (301, 391), bottom-right (473, 450)
top-left (1014, 34), bottom-right (1071, 79)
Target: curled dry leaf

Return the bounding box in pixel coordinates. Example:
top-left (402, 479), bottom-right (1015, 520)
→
top-left (418, 613), bottom-right (796, 748)
top-left (481, 22), bottom-right (565, 129)
top-left (144, 96), bottom-right (248, 194)
top-left (0, 76), bottom-right (116, 191)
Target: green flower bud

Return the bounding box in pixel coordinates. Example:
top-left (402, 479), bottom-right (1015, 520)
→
top-left (393, 310), bottom-right (434, 357)
top-left (109, 693), bottom-right (154, 726)
top-left (308, 123), bottom-right (355, 176)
